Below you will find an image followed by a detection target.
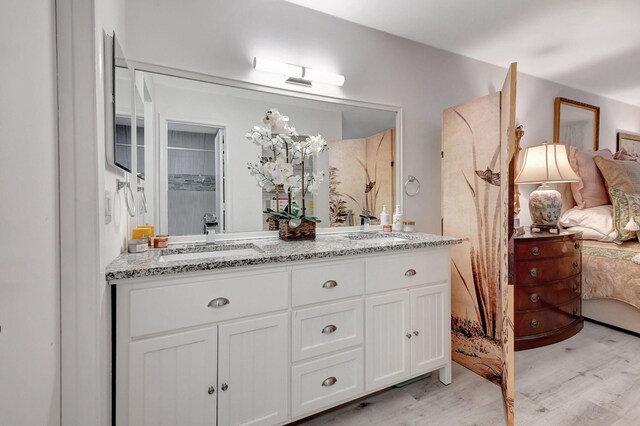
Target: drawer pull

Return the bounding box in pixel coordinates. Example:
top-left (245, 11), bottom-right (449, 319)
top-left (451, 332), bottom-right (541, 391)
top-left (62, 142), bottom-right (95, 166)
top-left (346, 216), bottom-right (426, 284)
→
top-left (573, 308), bottom-right (579, 316)
top-left (574, 242), bottom-right (580, 250)
top-left (529, 268), bottom-right (538, 277)
top-left (573, 261), bottom-right (579, 269)
top-left (221, 383), bottom-right (228, 391)
top-left (572, 284), bottom-right (578, 293)
top-left (208, 386), bottom-right (215, 395)
top-left (322, 377), bottom-right (337, 387)
top-left (405, 269), bottom-right (417, 277)
top-left (529, 293), bottom-right (540, 303)
top-left (208, 297), bottom-right (230, 308)
top-left (322, 280), bottom-right (338, 289)
top-left (322, 324), bottom-right (337, 334)
top-left (531, 247), bottom-right (540, 256)
top-left (406, 333), bottom-right (412, 339)
top-left (413, 330), bottom-right (420, 336)
top-left (530, 319), bottom-right (539, 328)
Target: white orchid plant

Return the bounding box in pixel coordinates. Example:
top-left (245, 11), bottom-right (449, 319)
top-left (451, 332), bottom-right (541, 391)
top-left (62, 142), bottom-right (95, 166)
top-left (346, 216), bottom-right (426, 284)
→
top-left (246, 109), bottom-right (327, 224)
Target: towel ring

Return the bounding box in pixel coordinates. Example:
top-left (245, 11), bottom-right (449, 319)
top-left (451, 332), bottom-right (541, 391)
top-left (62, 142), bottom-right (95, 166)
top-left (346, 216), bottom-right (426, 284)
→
top-left (117, 179), bottom-right (137, 217)
top-left (404, 175), bottom-right (420, 197)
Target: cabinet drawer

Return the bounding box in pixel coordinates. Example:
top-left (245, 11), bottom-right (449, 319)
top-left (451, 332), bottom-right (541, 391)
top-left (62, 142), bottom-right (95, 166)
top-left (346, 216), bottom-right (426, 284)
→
top-left (515, 237), bottom-right (581, 261)
top-left (291, 348), bottom-right (364, 418)
top-left (515, 255), bottom-right (581, 285)
top-left (515, 275), bottom-right (581, 311)
top-left (129, 271), bottom-right (288, 337)
top-left (292, 300), bottom-right (363, 362)
top-left (292, 261), bottom-right (364, 307)
top-left (515, 298), bottom-right (581, 336)
top-left (366, 250), bottom-right (448, 294)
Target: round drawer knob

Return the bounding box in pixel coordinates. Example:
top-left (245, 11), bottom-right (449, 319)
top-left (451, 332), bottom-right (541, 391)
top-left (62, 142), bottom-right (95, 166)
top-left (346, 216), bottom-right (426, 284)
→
top-left (406, 333), bottom-right (412, 339)
top-left (531, 247), bottom-right (540, 256)
top-left (413, 330), bottom-right (419, 336)
top-left (573, 308), bottom-right (579, 316)
top-left (322, 377), bottom-right (337, 387)
top-left (405, 269), bottom-right (417, 277)
top-left (208, 386), bottom-right (215, 395)
top-left (573, 261), bottom-right (579, 269)
top-left (529, 293), bottom-right (540, 303)
top-left (221, 383), bottom-right (228, 391)
top-left (574, 242), bottom-right (580, 250)
top-left (572, 284), bottom-right (578, 293)
top-left (530, 319), bottom-right (539, 328)
top-left (529, 268), bottom-right (538, 277)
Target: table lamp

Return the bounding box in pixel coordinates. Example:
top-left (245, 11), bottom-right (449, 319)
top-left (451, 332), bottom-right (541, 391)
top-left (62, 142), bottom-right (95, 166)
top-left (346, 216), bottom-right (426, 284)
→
top-left (515, 142), bottom-right (579, 228)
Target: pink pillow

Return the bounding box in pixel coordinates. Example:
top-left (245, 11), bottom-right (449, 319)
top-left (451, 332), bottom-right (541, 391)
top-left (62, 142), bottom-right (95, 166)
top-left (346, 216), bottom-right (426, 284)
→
top-left (614, 148), bottom-right (640, 161)
top-left (568, 147), bottom-right (614, 209)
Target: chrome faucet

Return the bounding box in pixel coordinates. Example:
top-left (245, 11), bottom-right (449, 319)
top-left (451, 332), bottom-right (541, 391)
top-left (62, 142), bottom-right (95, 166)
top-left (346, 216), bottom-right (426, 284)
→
top-left (202, 213), bottom-right (218, 242)
top-left (360, 210), bottom-right (377, 231)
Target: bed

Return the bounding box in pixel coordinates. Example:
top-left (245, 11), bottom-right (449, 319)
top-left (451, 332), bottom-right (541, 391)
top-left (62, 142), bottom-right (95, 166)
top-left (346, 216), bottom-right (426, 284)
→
top-left (581, 240), bottom-right (640, 334)
top-left (555, 141), bottom-right (640, 335)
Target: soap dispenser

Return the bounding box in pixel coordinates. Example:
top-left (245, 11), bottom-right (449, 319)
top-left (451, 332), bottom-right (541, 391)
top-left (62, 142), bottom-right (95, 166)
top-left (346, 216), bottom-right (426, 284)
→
top-left (392, 205), bottom-right (403, 232)
top-left (380, 205), bottom-right (389, 226)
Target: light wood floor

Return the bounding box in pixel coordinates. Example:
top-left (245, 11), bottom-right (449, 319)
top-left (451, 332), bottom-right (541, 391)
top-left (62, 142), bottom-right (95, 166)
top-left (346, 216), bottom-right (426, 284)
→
top-left (516, 321), bottom-right (640, 426)
top-left (301, 362), bottom-right (505, 425)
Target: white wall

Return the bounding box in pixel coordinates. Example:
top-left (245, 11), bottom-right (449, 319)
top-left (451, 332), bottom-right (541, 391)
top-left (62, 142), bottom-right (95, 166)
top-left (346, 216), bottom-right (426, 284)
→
top-left (0, 1), bottom-right (60, 425)
top-left (121, 0), bottom-right (640, 232)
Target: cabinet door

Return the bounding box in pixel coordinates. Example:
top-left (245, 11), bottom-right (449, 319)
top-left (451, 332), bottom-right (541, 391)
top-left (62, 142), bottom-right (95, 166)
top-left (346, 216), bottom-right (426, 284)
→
top-left (217, 313), bottom-right (289, 426)
top-left (365, 291), bottom-right (411, 392)
top-left (410, 284), bottom-right (449, 376)
top-left (129, 327), bottom-right (218, 426)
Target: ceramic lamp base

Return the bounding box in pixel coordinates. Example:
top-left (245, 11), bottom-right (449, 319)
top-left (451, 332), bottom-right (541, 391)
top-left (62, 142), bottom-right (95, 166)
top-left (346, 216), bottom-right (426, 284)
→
top-left (528, 184), bottom-right (562, 226)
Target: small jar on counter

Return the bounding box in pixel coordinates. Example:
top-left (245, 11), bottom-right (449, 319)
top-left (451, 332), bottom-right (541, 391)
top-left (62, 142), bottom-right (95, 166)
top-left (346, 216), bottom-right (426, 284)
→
top-left (154, 235), bottom-right (169, 248)
top-left (383, 224), bottom-right (392, 232)
top-left (402, 220), bottom-right (416, 232)
top-left (128, 239), bottom-right (149, 253)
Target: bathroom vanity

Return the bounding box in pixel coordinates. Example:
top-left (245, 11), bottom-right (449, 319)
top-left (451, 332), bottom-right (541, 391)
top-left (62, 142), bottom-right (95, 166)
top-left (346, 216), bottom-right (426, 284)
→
top-left (107, 232), bottom-right (461, 425)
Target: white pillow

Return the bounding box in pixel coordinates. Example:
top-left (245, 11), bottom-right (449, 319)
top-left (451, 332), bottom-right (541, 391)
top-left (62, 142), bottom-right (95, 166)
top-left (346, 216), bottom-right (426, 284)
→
top-left (559, 205), bottom-right (616, 242)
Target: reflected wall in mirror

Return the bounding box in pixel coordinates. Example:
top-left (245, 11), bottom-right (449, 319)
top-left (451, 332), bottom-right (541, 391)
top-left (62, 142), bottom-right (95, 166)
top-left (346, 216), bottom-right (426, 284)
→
top-left (112, 35), bottom-right (139, 174)
top-left (133, 69), bottom-right (399, 236)
top-left (617, 132), bottom-right (640, 159)
top-left (553, 97), bottom-right (600, 150)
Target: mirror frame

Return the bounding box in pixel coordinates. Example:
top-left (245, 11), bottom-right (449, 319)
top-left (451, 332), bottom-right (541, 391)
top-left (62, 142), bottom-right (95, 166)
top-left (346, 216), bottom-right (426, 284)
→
top-left (127, 60), bottom-right (404, 237)
top-left (553, 97), bottom-right (600, 150)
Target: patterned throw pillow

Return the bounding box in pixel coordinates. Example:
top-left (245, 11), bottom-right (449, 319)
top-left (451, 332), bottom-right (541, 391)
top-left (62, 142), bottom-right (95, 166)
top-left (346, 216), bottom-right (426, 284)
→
top-left (594, 156), bottom-right (636, 196)
top-left (609, 188), bottom-right (640, 242)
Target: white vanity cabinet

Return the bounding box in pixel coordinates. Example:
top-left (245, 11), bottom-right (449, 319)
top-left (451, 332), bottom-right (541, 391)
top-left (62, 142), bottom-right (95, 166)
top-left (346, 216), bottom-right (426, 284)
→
top-left (112, 246), bottom-right (452, 426)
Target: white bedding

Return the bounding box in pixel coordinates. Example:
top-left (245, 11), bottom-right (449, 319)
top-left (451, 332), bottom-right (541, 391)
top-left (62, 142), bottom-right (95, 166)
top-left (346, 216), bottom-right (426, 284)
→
top-left (559, 205), bottom-right (617, 242)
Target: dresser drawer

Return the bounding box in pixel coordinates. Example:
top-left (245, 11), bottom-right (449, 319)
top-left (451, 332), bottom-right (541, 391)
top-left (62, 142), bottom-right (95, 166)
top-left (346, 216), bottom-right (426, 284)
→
top-left (129, 271), bottom-right (288, 337)
top-left (366, 250), bottom-right (449, 294)
top-left (515, 236), bottom-right (581, 261)
top-left (292, 300), bottom-right (363, 362)
top-left (515, 298), bottom-right (581, 336)
top-left (515, 275), bottom-right (581, 311)
top-left (291, 348), bottom-right (364, 418)
top-left (515, 255), bottom-right (581, 285)
top-left (292, 261), bottom-right (364, 307)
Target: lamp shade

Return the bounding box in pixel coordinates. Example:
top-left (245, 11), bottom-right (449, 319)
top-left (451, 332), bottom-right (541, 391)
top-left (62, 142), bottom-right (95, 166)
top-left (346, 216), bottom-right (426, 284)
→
top-left (515, 142), bottom-right (579, 184)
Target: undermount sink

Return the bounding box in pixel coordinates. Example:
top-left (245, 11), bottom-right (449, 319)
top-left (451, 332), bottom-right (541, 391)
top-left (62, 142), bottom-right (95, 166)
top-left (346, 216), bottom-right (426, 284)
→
top-left (159, 244), bottom-right (262, 263)
top-left (343, 233), bottom-right (410, 244)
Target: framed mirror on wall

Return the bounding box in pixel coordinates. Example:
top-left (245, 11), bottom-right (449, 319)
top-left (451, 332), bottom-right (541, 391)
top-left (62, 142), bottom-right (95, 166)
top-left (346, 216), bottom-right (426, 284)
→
top-left (553, 97), bottom-right (600, 151)
top-left (128, 67), bottom-right (401, 237)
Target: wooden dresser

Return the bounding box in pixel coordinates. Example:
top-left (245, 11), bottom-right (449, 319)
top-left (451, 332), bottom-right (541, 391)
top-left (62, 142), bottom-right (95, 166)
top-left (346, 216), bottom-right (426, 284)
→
top-left (514, 231), bottom-right (583, 350)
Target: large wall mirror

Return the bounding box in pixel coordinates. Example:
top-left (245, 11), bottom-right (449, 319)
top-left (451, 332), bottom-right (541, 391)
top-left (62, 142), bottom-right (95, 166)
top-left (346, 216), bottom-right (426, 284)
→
top-left (553, 97), bottom-right (600, 150)
top-left (130, 68), bottom-right (400, 236)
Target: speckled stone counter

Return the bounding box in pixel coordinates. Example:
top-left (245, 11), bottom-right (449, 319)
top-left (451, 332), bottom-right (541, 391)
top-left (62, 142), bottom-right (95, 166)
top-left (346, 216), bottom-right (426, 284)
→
top-left (106, 231), bottom-right (462, 282)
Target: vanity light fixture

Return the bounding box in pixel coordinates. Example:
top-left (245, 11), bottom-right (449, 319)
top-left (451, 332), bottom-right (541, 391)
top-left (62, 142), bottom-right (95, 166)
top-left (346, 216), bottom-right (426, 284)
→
top-left (253, 57), bottom-right (345, 87)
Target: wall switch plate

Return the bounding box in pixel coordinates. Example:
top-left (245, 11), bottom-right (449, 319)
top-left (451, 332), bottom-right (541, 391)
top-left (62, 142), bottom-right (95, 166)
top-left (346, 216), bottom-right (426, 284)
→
top-left (105, 190), bottom-right (112, 224)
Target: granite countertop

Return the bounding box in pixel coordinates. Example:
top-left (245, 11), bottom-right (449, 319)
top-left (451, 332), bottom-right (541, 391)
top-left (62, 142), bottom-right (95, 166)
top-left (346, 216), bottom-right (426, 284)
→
top-left (106, 231), bottom-right (463, 282)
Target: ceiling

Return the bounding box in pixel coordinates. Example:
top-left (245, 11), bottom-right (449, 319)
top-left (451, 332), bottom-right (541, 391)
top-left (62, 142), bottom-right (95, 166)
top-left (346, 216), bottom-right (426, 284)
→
top-left (285, 0), bottom-right (640, 107)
